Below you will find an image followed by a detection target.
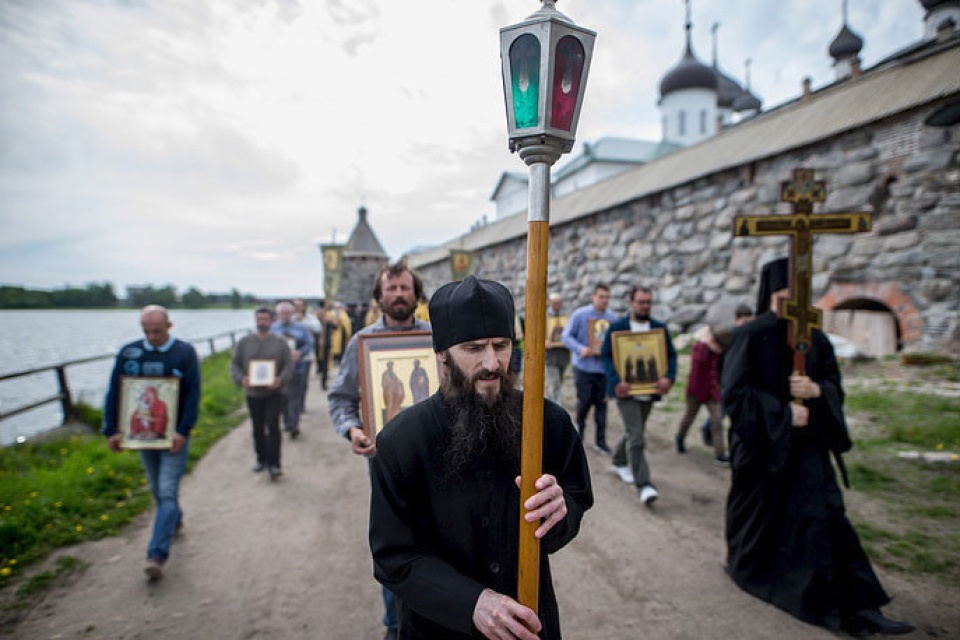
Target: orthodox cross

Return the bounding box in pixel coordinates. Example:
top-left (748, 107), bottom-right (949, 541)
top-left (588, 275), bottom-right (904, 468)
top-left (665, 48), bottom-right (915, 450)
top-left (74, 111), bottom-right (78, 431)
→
top-left (733, 168), bottom-right (872, 374)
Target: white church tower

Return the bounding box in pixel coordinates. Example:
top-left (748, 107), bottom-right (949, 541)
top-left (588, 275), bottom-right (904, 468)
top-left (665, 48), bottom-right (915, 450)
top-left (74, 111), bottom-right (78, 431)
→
top-left (658, 0), bottom-right (718, 146)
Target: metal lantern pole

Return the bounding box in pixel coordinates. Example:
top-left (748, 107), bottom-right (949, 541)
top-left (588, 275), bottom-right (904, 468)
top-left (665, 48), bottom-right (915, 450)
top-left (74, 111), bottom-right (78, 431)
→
top-left (517, 142), bottom-right (563, 613)
top-left (499, 0), bottom-right (595, 616)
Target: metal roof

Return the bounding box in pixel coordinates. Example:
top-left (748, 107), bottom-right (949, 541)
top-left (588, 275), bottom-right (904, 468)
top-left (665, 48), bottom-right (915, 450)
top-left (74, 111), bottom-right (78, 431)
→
top-left (344, 206), bottom-right (387, 257)
top-left (553, 137), bottom-right (682, 180)
top-left (408, 40), bottom-right (960, 270)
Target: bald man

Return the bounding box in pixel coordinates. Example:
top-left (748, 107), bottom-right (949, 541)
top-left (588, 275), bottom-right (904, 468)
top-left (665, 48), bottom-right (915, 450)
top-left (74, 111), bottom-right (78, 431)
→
top-left (103, 305), bottom-right (201, 581)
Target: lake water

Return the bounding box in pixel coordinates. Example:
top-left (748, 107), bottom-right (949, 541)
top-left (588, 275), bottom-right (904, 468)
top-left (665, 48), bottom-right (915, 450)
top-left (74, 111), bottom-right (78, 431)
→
top-left (0, 309), bottom-right (252, 445)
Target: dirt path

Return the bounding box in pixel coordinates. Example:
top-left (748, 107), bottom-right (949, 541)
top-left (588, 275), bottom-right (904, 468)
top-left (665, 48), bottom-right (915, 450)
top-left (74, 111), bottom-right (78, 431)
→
top-left (6, 377), bottom-right (958, 639)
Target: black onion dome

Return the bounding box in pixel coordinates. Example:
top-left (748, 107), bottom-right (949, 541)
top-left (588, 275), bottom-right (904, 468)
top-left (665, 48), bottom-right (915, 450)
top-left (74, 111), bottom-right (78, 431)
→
top-left (716, 67), bottom-right (743, 108)
top-left (829, 24), bottom-right (864, 58)
top-left (732, 88), bottom-right (761, 112)
top-left (660, 44), bottom-right (718, 96)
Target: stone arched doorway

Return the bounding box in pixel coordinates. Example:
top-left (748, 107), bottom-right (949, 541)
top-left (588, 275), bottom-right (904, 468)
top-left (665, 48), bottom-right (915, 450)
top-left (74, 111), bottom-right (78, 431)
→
top-left (816, 281), bottom-right (923, 357)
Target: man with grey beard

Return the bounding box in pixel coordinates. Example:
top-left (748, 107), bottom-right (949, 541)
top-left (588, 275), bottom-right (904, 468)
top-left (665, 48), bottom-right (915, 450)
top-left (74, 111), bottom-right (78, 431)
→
top-left (369, 276), bottom-right (593, 640)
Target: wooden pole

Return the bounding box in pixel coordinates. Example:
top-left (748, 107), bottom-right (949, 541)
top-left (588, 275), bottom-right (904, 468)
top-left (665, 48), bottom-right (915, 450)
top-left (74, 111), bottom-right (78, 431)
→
top-left (517, 155), bottom-right (555, 613)
top-left (518, 219), bottom-right (549, 611)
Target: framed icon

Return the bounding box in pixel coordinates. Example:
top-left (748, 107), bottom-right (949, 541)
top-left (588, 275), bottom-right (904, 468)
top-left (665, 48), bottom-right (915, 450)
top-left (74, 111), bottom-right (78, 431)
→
top-left (610, 328), bottom-right (668, 395)
top-left (545, 314), bottom-right (569, 347)
top-left (357, 331), bottom-right (439, 438)
top-left (247, 359), bottom-right (277, 387)
top-left (587, 317), bottom-right (611, 354)
top-left (118, 376), bottom-right (179, 449)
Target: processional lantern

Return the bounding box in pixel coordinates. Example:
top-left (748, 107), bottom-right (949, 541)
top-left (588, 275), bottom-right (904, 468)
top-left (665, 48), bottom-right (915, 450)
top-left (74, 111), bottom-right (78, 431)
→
top-left (500, 0), bottom-right (596, 158)
top-left (499, 0), bottom-right (595, 617)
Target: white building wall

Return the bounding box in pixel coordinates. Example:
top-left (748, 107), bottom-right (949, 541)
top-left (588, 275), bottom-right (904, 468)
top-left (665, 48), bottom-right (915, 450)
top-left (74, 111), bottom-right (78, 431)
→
top-left (494, 181), bottom-right (528, 219)
top-left (660, 88), bottom-right (717, 146)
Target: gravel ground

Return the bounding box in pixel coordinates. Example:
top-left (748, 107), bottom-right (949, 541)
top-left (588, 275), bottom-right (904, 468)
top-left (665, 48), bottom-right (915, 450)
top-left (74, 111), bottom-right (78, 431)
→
top-left (5, 366), bottom-right (958, 640)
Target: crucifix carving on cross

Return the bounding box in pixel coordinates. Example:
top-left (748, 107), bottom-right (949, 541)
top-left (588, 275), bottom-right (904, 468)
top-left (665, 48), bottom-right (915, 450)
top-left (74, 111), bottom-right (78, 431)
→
top-left (733, 168), bottom-right (872, 375)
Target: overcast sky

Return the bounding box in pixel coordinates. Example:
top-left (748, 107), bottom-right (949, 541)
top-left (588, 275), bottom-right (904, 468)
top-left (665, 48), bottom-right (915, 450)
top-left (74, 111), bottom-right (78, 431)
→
top-left (0, 0), bottom-right (925, 298)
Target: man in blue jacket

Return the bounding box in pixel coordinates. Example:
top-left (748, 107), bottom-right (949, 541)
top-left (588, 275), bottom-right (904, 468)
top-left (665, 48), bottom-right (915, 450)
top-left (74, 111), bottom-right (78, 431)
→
top-left (103, 305), bottom-right (201, 580)
top-left (600, 286), bottom-right (677, 506)
top-left (272, 301), bottom-right (315, 440)
top-left (561, 283), bottom-right (617, 454)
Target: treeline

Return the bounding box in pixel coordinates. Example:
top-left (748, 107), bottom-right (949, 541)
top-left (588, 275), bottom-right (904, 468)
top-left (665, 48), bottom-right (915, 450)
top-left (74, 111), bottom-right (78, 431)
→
top-left (0, 283), bottom-right (259, 310)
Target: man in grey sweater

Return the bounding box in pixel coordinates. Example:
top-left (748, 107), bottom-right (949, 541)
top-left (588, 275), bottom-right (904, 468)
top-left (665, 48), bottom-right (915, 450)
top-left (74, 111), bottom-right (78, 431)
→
top-left (328, 258), bottom-right (429, 640)
top-left (232, 307), bottom-right (293, 480)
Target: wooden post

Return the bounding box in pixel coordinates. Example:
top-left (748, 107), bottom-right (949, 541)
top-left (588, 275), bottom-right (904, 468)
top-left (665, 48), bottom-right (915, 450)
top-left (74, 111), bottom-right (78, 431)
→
top-left (516, 151), bottom-right (558, 614)
top-left (518, 219), bottom-right (549, 611)
top-left (55, 366), bottom-right (76, 422)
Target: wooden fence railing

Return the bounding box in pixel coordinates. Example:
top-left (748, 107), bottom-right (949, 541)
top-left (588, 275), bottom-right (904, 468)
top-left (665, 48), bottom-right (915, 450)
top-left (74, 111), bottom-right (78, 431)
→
top-left (0, 329), bottom-right (249, 438)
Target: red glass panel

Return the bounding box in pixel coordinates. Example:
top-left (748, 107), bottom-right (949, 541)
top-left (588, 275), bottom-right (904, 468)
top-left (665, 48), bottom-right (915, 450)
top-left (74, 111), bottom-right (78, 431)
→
top-left (550, 35), bottom-right (585, 132)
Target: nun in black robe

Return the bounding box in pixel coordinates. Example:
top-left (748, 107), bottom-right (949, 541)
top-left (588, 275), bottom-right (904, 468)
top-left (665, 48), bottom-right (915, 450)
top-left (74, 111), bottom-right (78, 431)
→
top-left (721, 258), bottom-right (912, 635)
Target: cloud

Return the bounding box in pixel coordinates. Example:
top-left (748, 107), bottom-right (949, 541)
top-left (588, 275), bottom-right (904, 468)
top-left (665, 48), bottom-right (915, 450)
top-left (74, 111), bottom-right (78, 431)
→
top-left (0, 0), bottom-right (929, 297)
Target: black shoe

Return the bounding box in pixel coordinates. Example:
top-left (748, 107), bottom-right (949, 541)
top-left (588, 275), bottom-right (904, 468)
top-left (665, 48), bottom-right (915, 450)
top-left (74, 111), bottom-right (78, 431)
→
top-left (593, 443), bottom-right (611, 455)
top-left (701, 425), bottom-right (713, 447)
top-left (715, 454), bottom-right (730, 468)
top-left (268, 466), bottom-right (282, 481)
top-left (846, 609), bottom-right (915, 636)
top-left (289, 429), bottom-right (300, 440)
top-left (252, 462), bottom-right (265, 473)
top-left (675, 436), bottom-right (686, 453)
top-left (383, 629), bottom-right (398, 640)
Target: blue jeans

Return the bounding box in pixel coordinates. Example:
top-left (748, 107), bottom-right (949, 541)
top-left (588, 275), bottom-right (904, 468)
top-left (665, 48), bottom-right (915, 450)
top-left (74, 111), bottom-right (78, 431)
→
top-left (139, 440), bottom-right (190, 562)
top-left (284, 364), bottom-right (310, 431)
top-left (382, 585), bottom-right (398, 630)
top-left (367, 458), bottom-right (398, 631)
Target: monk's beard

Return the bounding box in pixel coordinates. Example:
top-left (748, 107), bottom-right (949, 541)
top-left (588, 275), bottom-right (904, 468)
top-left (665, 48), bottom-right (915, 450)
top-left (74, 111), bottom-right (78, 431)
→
top-left (440, 357), bottom-right (522, 480)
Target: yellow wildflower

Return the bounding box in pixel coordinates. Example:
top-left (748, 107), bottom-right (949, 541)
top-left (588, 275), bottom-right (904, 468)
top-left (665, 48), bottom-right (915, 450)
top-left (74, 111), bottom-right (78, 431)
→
top-left (1, 568), bottom-right (10, 577)
top-left (86, 467), bottom-right (94, 474)
top-left (75, 525), bottom-right (83, 533)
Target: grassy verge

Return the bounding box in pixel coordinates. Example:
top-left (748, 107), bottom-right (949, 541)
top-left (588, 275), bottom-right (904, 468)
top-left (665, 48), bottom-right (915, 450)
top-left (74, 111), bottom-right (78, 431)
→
top-left (842, 380), bottom-right (960, 586)
top-left (0, 350), bottom-right (245, 590)
top-left (663, 352), bottom-right (960, 585)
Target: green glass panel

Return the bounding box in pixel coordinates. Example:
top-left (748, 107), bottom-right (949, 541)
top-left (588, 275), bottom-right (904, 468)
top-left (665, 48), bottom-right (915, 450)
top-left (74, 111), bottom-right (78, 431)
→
top-left (509, 34), bottom-right (540, 129)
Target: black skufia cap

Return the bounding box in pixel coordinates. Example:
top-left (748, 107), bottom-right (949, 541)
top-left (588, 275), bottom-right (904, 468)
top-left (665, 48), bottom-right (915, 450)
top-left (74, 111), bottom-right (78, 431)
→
top-left (756, 257), bottom-right (790, 314)
top-left (429, 276), bottom-right (515, 352)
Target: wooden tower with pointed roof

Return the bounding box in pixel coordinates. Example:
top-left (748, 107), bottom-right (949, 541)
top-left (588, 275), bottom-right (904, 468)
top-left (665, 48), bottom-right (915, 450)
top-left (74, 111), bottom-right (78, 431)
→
top-left (337, 205), bottom-right (389, 308)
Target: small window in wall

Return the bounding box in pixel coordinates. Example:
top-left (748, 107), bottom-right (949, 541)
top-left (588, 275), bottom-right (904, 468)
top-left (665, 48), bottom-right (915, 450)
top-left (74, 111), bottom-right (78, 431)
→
top-left (679, 110), bottom-right (686, 136)
top-left (700, 109), bottom-right (707, 134)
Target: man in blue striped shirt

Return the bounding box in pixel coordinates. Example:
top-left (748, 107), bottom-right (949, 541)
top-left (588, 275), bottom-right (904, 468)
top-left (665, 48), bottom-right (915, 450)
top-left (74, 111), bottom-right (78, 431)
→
top-left (561, 283), bottom-right (617, 454)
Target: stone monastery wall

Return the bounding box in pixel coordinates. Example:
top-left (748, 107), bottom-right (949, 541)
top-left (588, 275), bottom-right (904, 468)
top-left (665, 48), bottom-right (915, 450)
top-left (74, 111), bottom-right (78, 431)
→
top-left (411, 105), bottom-right (959, 352)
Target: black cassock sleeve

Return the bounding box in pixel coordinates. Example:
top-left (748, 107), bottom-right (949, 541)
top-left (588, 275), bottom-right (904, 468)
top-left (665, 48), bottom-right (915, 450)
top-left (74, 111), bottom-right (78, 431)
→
top-left (721, 313), bottom-right (851, 480)
top-left (369, 395), bottom-right (592, 637)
